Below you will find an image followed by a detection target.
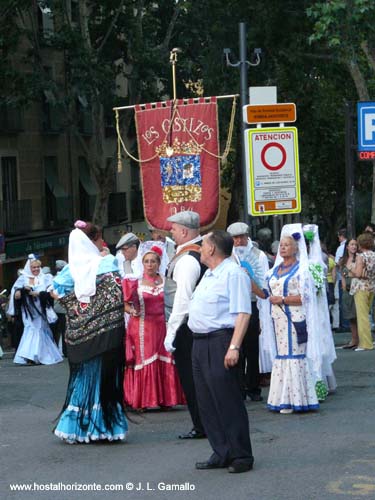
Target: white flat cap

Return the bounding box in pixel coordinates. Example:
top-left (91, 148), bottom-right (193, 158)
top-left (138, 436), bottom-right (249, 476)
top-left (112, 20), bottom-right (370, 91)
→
top-left (167, 211), bottom-right (200, 229)
top-left (226, 222), bottom-right (249, 236)
top-left (116, 232), bottom-right (139, 250)
top-left (55, 260), bottom-right (67, 270)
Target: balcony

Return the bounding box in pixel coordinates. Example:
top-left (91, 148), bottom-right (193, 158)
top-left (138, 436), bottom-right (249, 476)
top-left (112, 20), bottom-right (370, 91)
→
top-left (0, 200), bottom-right (33, 235)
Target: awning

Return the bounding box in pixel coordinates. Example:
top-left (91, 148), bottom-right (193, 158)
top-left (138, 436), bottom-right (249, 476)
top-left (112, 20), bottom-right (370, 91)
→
top-left (45, 167), bottom-right (67, 198)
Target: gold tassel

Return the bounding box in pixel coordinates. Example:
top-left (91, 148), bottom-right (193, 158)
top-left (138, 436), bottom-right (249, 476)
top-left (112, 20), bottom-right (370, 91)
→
top-left (115, 109), bottom-right (123, 172)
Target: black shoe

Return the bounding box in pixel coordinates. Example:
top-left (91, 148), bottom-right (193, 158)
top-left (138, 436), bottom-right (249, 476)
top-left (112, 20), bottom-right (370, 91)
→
top-left (195, 461), bottom-right (227, 470)
top-left (247, 392), bottom-right (263, 402)
top-left (228, 462), bottom-right (253, 473)
top-left (178, 430), bottom-right (206, 439)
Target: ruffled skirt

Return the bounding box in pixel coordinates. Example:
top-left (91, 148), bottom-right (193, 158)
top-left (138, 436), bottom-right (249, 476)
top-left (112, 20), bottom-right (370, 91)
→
top-left (124, 356), bottom-right (185, 410)
top-left (267, 358), bottom-right (319, 412)
top-left (54, 355), bottom-right (128, 443)
top-left (14, 325), bottom-right (63, 365)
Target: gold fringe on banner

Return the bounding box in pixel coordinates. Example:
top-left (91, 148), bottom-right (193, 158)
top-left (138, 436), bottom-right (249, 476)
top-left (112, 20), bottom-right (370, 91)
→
top-left (114, 96), bottom-right (237, 165)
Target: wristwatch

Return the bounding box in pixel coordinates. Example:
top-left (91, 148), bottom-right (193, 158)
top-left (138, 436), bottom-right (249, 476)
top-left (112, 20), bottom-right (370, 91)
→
top-left (229, 344), bottom-right (240, 351)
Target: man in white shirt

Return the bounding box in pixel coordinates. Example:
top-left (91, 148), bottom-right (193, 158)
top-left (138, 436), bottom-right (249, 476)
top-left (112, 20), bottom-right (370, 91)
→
top-left (164, 211), bottom-right (206, 439)
top-left (188, 230), bottom-right (253, 473)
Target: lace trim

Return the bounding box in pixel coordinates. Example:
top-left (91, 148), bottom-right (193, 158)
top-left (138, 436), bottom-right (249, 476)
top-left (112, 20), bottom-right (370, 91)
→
top-left (66, 403), bottom-right (101, 413)
top-left (133, 353), bottom-right (174, 371)
top-left (54, 429), bottom-right (128, 444)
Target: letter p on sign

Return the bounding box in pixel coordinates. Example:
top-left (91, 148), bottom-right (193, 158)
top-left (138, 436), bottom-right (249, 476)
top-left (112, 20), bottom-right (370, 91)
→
top-left (358, 102), bottom-right (375, 152)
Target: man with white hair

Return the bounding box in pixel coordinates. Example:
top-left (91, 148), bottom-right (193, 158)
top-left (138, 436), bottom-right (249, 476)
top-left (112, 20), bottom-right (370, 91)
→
top-left (164, 211), bottom-right (206, 440)
top-left (227, 222), bottom-right (269, 401)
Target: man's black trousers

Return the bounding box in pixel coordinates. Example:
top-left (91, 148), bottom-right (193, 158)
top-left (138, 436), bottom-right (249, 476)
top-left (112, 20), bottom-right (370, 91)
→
top-left (173, 322), bottom-right (204, 434)
top-left (192, 329), bottom-right (253, 466)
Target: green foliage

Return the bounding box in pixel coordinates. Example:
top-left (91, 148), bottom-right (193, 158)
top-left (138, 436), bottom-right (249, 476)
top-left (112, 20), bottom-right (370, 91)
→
top-left (1, 0), bottom-right (374, 235)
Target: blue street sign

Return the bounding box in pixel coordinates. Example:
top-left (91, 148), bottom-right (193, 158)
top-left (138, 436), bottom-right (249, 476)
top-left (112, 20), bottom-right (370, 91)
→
top-left (358, 102), bottom-right (375, 152)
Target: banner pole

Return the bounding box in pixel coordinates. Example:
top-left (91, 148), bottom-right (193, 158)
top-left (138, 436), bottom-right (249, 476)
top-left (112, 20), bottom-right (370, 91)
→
top-left (169, 48), bottom-right (181, 101)
top-left (113, 94), bottom-right (239, 111)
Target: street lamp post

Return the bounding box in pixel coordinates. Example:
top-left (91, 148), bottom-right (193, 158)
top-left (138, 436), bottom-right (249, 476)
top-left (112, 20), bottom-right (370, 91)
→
top-left (224, 22), bottom-right (261, 225)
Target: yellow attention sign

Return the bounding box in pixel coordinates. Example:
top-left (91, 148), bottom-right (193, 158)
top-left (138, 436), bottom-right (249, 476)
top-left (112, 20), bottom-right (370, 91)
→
top-left (244, 127), bottom-right (301, 216)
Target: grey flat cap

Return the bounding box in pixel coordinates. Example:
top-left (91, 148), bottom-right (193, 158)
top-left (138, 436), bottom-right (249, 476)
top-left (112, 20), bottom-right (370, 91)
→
top-left (42, 266), bottom-right (51, 274)
top-left (167, 211), bottom-right (200, 229)
top-left (227, 222), bottom-right (249, 236)
top-left (55, 260), bottom-right (67, 271)
top-left (116, 232), bottom-right (139, 250)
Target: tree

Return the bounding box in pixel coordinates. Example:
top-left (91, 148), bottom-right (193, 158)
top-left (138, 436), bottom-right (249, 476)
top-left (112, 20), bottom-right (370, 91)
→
top-left (1, 0), bottom-right (185, 226)
top-left (307, 0), bottom-right (375, 225)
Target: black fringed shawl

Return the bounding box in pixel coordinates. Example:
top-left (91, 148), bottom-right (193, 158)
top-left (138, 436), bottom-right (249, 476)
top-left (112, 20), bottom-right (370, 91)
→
top-left (58, 272), bottom-right (125, 364)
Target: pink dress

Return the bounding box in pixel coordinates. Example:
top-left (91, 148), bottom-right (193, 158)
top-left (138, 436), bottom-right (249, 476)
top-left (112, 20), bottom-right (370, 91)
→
top-left (122, 277), bottom-right (185, 409)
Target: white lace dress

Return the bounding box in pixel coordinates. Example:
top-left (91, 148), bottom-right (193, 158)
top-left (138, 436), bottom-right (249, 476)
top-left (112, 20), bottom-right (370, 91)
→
top-left (267, 263), bottom-right (319, 412)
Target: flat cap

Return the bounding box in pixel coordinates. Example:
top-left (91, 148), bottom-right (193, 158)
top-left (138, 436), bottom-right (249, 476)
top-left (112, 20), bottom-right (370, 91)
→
top-left (167, 211), bottom-right (200, 229)
top-left (42, 266), bottom-right (51, 274)
top-left (116, 232), bottom-right (139, 250)
top-left (226, 222), bottom-right (249, 236)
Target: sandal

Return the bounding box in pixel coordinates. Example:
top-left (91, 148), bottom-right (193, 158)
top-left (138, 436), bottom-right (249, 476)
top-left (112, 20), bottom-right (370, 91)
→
top-left (342, 343), bottom-right (357, 349)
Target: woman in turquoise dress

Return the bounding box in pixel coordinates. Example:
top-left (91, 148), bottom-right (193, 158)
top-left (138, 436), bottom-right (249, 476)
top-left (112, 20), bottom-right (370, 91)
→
top-left (53, 221), bottom-right (128, 443)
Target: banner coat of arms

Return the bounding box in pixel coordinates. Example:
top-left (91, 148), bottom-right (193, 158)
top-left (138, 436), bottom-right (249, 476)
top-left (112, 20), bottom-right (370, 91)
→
top-left (134, 97), bottom-right (220, 230)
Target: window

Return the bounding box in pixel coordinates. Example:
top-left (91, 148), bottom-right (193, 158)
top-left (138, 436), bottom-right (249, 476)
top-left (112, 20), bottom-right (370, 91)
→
top-left (76, 95), bottom-right (92, 135)
top-left (37, 1), bottom-right (54, 42)
top-left (41, 88), bottom-right (62, 133)
top-left (1, 156), bottom-right (32, 233)
top-left (2, 156), bottom-right (18, 204)
top-left (44, 156), bottom-right (72, 227)
top-left (41, 67), bottom-right (63, 133)
top-left (78, 157), bottom-right (97, 220)
top-left (70, 0), bottom-right (80, 25)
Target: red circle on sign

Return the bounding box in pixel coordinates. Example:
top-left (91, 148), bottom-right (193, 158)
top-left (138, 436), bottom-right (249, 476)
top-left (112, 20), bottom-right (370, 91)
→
top-left (261, 142), bottom-right (287, 171)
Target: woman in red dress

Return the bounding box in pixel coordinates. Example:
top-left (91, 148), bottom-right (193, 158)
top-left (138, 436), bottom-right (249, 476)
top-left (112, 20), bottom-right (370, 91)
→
top-left (122, 245), bottom-right (185, 409)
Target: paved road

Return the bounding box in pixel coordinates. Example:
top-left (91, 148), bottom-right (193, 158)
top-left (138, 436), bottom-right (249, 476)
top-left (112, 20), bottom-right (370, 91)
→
top-left (1, 332), bottom-right (375, 500)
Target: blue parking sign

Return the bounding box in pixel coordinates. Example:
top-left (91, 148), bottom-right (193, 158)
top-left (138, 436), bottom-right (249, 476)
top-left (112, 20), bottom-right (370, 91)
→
top-left (358, 102), bottom-right (375, 151)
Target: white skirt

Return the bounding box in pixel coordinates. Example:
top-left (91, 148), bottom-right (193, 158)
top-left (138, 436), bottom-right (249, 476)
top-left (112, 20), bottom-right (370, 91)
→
top-left (267, 358), bottom-right (319, 412)
top-left (14, 324), bottom-right (63, 365)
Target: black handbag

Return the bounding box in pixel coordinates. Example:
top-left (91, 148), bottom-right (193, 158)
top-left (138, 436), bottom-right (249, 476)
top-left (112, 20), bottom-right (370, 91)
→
top-left (292, 319), bottom-right (308, 344)
top-left (278, 305), bottom-right (308, 345)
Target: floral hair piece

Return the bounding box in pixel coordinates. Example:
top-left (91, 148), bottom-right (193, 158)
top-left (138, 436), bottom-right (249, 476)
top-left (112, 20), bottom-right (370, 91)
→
top-left (74, 220), bottom-right (87, 229)
top-left (150, 245), bottom-right (163, 257)
top-left (291, 232), bottom-right (301, 241)
top-left (303, 230), bottom-right (315, 242)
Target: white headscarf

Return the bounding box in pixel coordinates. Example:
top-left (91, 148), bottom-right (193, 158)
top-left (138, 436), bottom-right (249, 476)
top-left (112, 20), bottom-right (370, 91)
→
top-left (303, 224), bottom-right (327, 271)
top-left (303, 224), bottom-right (337, 382)
top-left (68, 228), bottom-right (102, 303)
top-left (21, 254), bottom-right (46, 287)
top-left (134, 240), bottom-right (169, 277)
top-left (7, 254), bottom-right (48, 315)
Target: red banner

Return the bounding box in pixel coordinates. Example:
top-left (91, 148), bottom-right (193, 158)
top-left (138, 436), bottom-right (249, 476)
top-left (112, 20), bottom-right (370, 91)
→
top-left (135, 98), bottom-right (220, 230)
